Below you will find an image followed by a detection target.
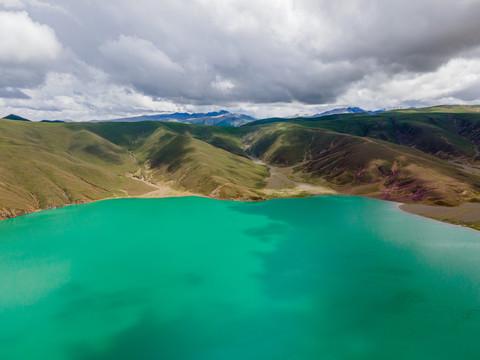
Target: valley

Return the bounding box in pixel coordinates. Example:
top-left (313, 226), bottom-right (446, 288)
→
top-left (2, 105), bottom-right (480, 229)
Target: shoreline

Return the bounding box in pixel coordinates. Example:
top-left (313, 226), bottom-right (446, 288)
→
top-left (2, 193), bottom-right (480, 232)
top-left (0, 192), bottom-right (200, 223)
top-left (397, 202), bottom-right (480, 232)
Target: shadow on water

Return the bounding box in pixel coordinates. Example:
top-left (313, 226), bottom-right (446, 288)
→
top-left (227, 196), bottom-right (480, 359)
top-left (69, 309), bottom-right (314, 360)
top-left (70, 313), bottom-right (192, 360)
top-left (52, 283), bottom-right (151, 320)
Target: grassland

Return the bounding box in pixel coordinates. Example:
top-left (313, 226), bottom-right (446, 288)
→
top-left (2, 105), bottom-right (480, 229)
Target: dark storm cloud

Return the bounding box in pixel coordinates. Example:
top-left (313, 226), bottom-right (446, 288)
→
top-left (2, 0), bottom-right (480, 118)
top-left (302, 0), bottom-right (480, 71)
top-left (0, 66), bottom-right (45, 88)
top-left (63, 0), bottom-right (480, 104)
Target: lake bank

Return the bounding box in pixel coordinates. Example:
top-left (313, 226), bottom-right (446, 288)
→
top-left (400, 202), bottom-right (480, 231)
top-left (3, 189), bottom-right (480, 232)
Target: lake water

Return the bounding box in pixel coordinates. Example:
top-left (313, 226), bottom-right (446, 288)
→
top-left (1, 196), bottom-right (480, 359)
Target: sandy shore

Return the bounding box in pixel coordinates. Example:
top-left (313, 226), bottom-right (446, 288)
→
top-left (399, 203), bottom-right (480, 230)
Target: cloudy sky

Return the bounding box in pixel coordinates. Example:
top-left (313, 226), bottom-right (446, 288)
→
top-left (1, 0), bottom-right (480, 120)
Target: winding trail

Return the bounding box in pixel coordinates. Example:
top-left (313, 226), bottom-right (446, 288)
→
top-left (243, 146), bottom-right (335, 196)
top-left (126, 151), bottom-right (195, 198)
top-left (448, 160), bottom-right (480, 174)
top-left (447, 143), bottom-right (480, 174)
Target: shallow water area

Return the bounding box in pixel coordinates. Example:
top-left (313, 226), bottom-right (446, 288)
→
top-left (1, 196), bottom-right (480, 359)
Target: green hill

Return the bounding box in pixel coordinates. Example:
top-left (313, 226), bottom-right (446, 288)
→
top-left (2, 106), bottom-right (480, 229)
top-left (245, 122), bottom-right (480, 203)
top-left (247, 105), bottom-right (480, 159)
top-left (3, 114), bottom-right (30, 121)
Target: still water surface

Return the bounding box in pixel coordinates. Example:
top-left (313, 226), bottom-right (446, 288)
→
top-left (1, 196), bottom-right (480, 359)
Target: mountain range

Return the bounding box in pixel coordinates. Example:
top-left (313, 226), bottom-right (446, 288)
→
top-left (3, 106), bottom-right (397, 127)
top-left (2, 105), bottom-right (480, 229)
top-left (283, 106), bottom-right (390, 119)
top-left (86, 110), bottom-right (256, 127)
top-left (3, 110), bottom-right (256, 127)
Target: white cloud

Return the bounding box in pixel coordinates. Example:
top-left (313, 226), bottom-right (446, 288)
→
top-left (211, 76), bottom-right (234, 92)
top-left (0, 0), bottom-right (66, 13)
top-left (0, 11), bottom-right (61, 64)
top-left (0, 0), bottom-right (24, 8)
top-left (338, 56), bottom-right (480, 110)
top-left (3, 65), bottom-right (183, 120)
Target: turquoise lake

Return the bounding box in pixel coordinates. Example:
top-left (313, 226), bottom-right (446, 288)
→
top-left (1, 196), bottom-right (480, 359)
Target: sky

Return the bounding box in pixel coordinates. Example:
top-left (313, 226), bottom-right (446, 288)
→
top-left (1, 0), bottom-right (480, 120)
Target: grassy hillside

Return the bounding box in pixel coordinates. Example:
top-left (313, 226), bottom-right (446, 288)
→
top-left (0, 119), bottom-right (155, 219)
top-left (2, 106), bottom-right (480, 229)
top-left (0, 119), bottom-right (266, 219)
top-left (131, 126), bottom-right (268, 199)
top-left (247, 105), bottom-right (480, 159)
top-left (76, 121), bottom-right (267, 198)
top-left (245, 122), bottom-right (480, 205)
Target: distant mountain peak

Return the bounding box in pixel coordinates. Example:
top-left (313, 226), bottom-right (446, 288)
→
top-left (316, 107), bottom-right (367, 117)
top-left (205, 110), bottom-right (229, 116)
top-left (310, 106), bottom-right (387, 117)
top-left (346, 106), bottom-right (366, 113)
top-left (3, 114), bottom-right (30, 121)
